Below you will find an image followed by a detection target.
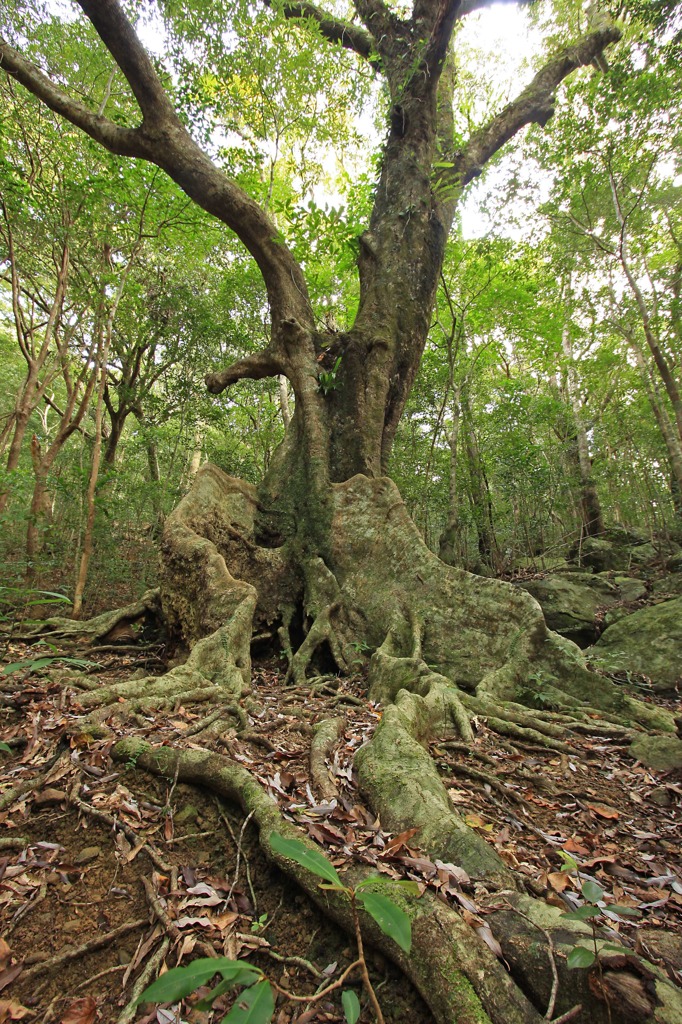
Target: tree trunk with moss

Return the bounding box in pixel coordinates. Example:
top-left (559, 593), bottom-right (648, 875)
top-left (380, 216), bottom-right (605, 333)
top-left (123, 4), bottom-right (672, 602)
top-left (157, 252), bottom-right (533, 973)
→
top-left (6, 5), bottom-right (681, 1024)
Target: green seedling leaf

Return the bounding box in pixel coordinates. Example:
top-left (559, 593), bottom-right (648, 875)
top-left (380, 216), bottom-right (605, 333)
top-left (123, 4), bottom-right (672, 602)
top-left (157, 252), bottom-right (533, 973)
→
top-left (269, 832), bottom-right (341, 886)
top-left (581, 879), bottom-right (605, 904)
top-left (607, 905), bottom-right (642, 918)
top-left (357, 891), bottom-right (411, 952)
top-left (342, 989), bottom-right (361, 1024)
top-left (354, 875), bottom-right (383, 891)
top-left (0, 741), bottom-right (12, 753)
top-left (1, 656), bottom-right (98, 675)
top-left (222, 980), bottom-right (275, 1023)
top-left (563, 906), bottom-right (601, 921)
top-left (196, 970), bottom-right (263, 1010)
top-left (2, 658), bottom-right (54, 674)
top-left (355, 876), bottom-right (420, 897)
top-left (566, 946), bottom-right (596, 969)
top-left (137, 958), bottom-right (260, 1004)
top-left (559, 851), bottom-right (578, 873)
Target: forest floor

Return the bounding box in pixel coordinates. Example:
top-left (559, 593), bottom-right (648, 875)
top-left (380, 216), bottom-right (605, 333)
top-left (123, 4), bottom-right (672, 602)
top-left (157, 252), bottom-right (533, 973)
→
top-left (0, 636), bottom-right (680, 1024)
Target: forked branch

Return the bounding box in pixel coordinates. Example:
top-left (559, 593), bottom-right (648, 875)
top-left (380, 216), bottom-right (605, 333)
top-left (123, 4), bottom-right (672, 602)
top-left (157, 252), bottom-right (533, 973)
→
top-left (445, 24), bottom-right (621, 192)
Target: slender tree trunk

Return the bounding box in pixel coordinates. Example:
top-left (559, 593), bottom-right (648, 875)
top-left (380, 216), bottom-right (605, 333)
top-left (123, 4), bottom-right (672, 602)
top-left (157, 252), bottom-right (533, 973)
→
top-left (278, 375), bottom-right (291, 429)
top-left (630, 338), bottom-right (682, 519)
top-left (608, 169), bottom-right (682, 443)
top-left (560, 316), bottom-right (605, 538)
top-left (438, 384), bottom-right (462, 565)
top-left (461, 395), bottom-right (498, 571)
top-left (103, 405), bottom-right (128, 465)
top-left (0, 234), bottom-right (69, 510)
top-left (72, 365), bottom-right (107, 618)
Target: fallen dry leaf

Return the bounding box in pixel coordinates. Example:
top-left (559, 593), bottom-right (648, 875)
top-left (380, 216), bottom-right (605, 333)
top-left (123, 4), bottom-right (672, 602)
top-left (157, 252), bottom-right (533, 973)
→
top-left (60, 997), bottom-right (98, 1024)
top-left (547, 871), bottom-right (571, 892)
top-left (587, 803), bottom-right (620, 821)
top-left (0, 1000), bottom-right (31, 1023)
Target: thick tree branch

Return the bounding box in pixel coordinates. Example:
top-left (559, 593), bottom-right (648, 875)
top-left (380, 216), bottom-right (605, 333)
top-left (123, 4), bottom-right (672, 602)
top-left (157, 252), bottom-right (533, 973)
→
top-left (0, 38), bottom-right (143, 157)
top-left (76, 0), bottom-right (175, 121)
top-left (266, 0), bottom-right (379, 64)
top-left (450, 25), bottom-right (621, 189)
top-left (205, 351), bottom-right (284, 394)
top-left (352, 0), bottom-right (401, 42)
top-left (1, 1), bottom-right (314, 334)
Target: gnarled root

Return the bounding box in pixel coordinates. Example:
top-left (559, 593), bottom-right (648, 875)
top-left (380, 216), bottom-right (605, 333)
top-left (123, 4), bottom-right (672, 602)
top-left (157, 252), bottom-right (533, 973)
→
top-left (20, 589), bottom-right (163, 644)
top-left (110, 738), bottom-right (540, 1024)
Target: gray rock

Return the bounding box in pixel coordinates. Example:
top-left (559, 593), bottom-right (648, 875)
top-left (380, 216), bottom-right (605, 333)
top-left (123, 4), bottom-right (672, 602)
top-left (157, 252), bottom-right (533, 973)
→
top-left (652, 574), bottom-right (682, 599)
top-left (572, 530), bottom-right (680, 573)
top-left (517, 573), bottom-right (620, 646)
top-left (588, 597), bottom-right (682, 692)
top-left (629, 733), bottom-right (682, 771)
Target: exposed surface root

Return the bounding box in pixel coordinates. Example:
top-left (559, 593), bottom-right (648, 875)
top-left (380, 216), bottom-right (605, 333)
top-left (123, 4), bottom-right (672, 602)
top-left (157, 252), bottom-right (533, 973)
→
top-left (310, 716), bottom-right (345, 800)
top-left (20, 589), bottom-right (162, 643)
top-left (110, 738), bottom-right (545, 1024)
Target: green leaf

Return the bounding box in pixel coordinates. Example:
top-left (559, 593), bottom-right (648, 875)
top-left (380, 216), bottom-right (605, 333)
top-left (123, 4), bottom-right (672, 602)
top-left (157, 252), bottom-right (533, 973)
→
top-left (342, 988), bottom-right (361, 1024)
top-left (221, 980), bottom-right (275, 1023)
top-left (559, 851), bottom-right (578, 873)
top-left (1, 658), bottom-right (54, 674)
top-left (196, 971), bottom-right (265, 1010)
top-left (356, 875), bottom-right (420, 896)
top-left (269, 832), bottom-right (341, 886)
top-left (566, 946), bottom-right (596, 969)
top-left (607, 905), bottom-right (642, 918)
top-left (137, 958), bottom-right (261, 1004)
top-left (356, 891), bottom-right (411, 952)
top-left (563, 906), bottom-right (601, 921)
top-left (354, 875), bottom-right (383, 891)
top-left (581, 880), bottom-right (605, 904)
top-left (0, 741), bottom-right (12, 753)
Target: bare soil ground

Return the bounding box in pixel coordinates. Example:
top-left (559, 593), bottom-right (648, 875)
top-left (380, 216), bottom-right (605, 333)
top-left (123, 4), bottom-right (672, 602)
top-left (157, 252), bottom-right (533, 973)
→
top-left (0, 639), bottom-right (680, 1024)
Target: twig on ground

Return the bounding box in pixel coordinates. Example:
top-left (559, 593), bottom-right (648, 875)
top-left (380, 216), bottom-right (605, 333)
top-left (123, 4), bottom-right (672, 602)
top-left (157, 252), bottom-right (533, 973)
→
top-left (239, 730), bottom-right (278, 752)
top-left (0, 836), bottom-right (29, 849)
top-left (74, 963), bottom-right (128, 992)
top-left (446, 762), bottom-right (531, 807)
top-left (0, 760), bottom-right (60, 812)
top-left (228, 809), bottom-right (257, 909)
top-left (69, 779), bottom-right (172, 872)
top-left (117, 936), bottom-right (170, 1024)
top-left (141, 875), bottom-right (180, 941)
top-left (7, 881), bottom-right (47, 935)
top-left (550, 1006), bottom-right (583, 1024)
top-left (21, 918), bottom-right (148, 982)
top-left (439, 741), bottom-right (496, 764)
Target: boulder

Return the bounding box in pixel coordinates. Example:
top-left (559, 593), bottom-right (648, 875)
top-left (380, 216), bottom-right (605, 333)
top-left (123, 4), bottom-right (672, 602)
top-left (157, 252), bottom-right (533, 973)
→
top-left (652, 574), bottom-right (682, 599)
top-left (516, 573), bottom-right (620, 647)
top-left (570, 529), bottom-right (680, 573)
top-left (629, 733), bottom-right (682, 771)
top-left (587, 597), bottom-right (682, 692)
